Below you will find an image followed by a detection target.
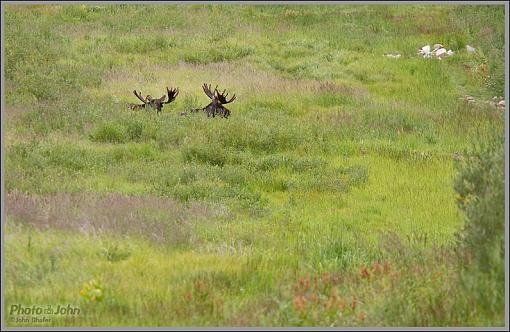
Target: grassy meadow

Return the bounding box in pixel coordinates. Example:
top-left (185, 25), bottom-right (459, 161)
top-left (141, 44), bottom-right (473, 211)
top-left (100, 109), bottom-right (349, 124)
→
top-left (2, 4), bottom-right (506, 327)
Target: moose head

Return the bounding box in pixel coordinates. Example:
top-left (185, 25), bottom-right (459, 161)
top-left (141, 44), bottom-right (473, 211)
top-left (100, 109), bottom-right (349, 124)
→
top-left (128, 87), bottom-right (179, 114)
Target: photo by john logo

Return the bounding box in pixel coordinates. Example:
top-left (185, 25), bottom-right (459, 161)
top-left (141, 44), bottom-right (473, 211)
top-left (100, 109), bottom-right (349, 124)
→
top-left (10, 304), bottom-right (81, 316)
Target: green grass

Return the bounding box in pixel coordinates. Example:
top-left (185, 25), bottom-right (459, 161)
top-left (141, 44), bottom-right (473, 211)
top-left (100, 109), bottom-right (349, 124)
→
top-left (3, 4), bottom-right (506, 327)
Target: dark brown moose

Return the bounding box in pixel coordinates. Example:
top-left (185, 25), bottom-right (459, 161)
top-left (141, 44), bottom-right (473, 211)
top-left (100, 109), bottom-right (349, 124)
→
top-left (128, 87), bottom-right (179, 114)
top-left (190, 83), bottom-right (236, 118)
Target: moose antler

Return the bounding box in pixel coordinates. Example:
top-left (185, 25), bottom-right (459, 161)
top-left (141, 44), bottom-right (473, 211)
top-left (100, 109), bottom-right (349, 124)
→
top-left (164, 87), bottom-right (179, 104)
top-left (202, 83), bottom-right (218, 100)
top-left (133, 90), bottom-right (147, 103)
top-left (215, 88), bottom-right (236, 104)
top-left (130, 86), bottom-right (179, 114)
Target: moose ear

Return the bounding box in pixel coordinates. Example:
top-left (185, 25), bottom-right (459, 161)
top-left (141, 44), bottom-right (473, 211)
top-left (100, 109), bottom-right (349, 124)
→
top-left (160, 95), bottom-right (166, 102)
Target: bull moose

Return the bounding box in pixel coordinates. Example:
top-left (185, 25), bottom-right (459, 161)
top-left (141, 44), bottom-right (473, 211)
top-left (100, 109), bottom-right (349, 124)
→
top-left (128, 87), bottom-right (179, 114)
top-left (191, 83), bottom-right (236, 118)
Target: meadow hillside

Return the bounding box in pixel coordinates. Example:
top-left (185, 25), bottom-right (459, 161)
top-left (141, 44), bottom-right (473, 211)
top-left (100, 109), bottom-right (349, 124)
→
top-left (3, 4), bottom-right (506, 327)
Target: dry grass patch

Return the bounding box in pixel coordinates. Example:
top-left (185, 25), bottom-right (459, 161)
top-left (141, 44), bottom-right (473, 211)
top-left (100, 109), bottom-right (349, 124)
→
top-left (101, 62), bottom-right (369, 108)
top-left (5, 191), bottom-right (231, 246)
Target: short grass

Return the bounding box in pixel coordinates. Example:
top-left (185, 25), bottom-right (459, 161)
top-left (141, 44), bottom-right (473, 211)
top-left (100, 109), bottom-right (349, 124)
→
top-left (3, 4), bottom-right (506, 327)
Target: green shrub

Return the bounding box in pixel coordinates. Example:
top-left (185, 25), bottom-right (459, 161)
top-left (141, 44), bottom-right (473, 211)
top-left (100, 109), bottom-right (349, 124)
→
top-left (182, 143), bottom-right (228, 167)
top-left (217, 165), bottom-right (250, 186)
top-left (338, 165), bottom-right (369, 187)
top-left (454, 131), bottom-right (505, 321)
top-left (314, 92), bottom-right (353, 108)
top-left (217, 117), bottom-right (302, 153)
top-left (90, 122), bottom-right (126, 143)
top-left (126, 119), bottom-right (144, 141)
top-left (454, 132), bottom-right (505, 270)
top-left (253, 154), bottom-right (326, 173)
top-left (183, 44), bottom-right (254, 64)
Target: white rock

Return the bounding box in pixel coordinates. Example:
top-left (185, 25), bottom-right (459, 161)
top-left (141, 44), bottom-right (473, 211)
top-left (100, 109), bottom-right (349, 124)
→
top-left (433, 43), bottom-right (444, 51)
top-left (435, 48), bottom-right (447, 57)
top-left (446, 50), bottom-right (454, 56)
top-left (421, 45), bottom-right (431, 54)
top-left (466, 45), bottom-right (476, 53)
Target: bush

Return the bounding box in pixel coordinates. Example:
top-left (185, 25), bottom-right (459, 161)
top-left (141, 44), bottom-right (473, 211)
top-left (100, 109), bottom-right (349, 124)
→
top-left (126, 119), bottom-right (144, 141)
top-left (454, 132), bottom-right (505, 270)
top-left (90, 122), bottom-right (126, 143)
top-left (338, 165), bottom-right (369, 187)
top-left (453, 131), bottom-right (505, 321)
top-left (182, 44), bottom-right (254, 64)
top-left (182, 143), bottom-right (228, 167)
